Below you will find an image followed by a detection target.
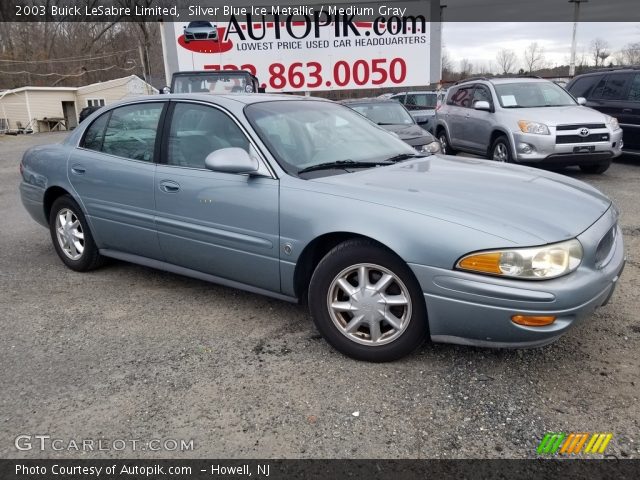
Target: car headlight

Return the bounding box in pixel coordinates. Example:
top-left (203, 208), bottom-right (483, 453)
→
top-left (415, 141), bottom-right (440, 154)
top-left (456, 239), bottom-right (583, 280)
top-left (517, 120), bottom-right (550, 135)
top-left (605, 115), bottom-right (620, 131)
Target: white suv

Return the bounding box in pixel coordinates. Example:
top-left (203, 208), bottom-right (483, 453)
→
top-left (435, 77), bottom-right (623, 173)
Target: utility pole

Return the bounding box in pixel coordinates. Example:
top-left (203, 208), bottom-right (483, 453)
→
top-left (569, 0), bottom-right (587, 77)
top-left (440, 4), bottom-right (447, 83)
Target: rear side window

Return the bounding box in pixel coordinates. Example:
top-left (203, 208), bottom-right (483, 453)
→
top-left (628, 74), bottom-right (640, 102)
top-left (82, 113), bottom-right (109, 151)
top-left (405, 93), bottom-right (437, 110)
top-left (568, 75), bottom-right (602, 99)
top-left (592, 74), bottom-right (632, 100)
top-left (98, 103), bottom-right (163, 162)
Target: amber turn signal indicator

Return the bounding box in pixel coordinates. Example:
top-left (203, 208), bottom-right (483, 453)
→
top-left (511, 315), bottom-right (556, 326)
top-left (457, 252), bottom-right (502, 275)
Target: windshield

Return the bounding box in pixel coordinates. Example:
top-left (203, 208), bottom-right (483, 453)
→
top-left (494, 82), bottom-right (576, 108)
top-left (245, 100), bottom-right (416, 176)
top-left (188, 21), bottom-right (212, 28)
top-left (349, 102), bottom-right (415, 125)
top-left (172, 74), bottom-right (250, 94)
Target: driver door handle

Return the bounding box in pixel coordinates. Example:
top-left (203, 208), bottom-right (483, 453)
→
top-left (159, 180), bottom-right (180, 193)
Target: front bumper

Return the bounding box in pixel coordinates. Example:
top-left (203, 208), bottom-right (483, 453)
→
top-left (512, 128), bottom-right (623, 164)
top-left (409, 207), bottom-right (625, 348)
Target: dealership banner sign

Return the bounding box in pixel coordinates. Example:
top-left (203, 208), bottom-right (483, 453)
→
top-left (172, 11), bottom-right (430, 91)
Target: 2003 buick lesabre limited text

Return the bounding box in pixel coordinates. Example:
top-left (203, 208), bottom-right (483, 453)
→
top-left (19, 95), bottom-right (625, 362)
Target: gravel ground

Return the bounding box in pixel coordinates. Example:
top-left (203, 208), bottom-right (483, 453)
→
top-left (1, 132), bottom-right (638, 459)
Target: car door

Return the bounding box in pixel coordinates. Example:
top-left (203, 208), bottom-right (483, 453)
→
top-left (618, 73), bottom-right (640, 151)
top-left (464, 84), bottom-right (494, 153)
top-left (68, 102), bottom-right (165, 259)
top-left (446, 85), bottom-right (475, 149)
top-left (154, 101), bottom-right (280, 291)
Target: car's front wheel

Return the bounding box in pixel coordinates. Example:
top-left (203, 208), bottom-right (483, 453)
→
top-left (49, 195), bottom-right (103, 272)
top-left (308, 239), bottom-right (428, 362)
top-left (437, 129), bottom-right (457, 155)
top-left (490, 136), bottom-right (513, 162)
top-left (579, 161), bottom-right (611, 174)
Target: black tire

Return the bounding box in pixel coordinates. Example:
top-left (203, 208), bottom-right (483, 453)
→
top-left (579, 161), bottom-right (611, 174)
top-left (489, 135), bottom-right (513, 163)
top-left (308, 239), bottom-right (428, 362)
top-left (49, 195), bottom-right (103, 272)
top-left (437, 129), bottom-right (457, 155)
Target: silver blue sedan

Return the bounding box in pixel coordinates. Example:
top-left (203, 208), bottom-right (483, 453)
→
top-left (19, 94), bottom-right (625, 361)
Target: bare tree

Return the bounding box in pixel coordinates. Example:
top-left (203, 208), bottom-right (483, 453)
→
top-left (591, 38), bottom-right (610, 67)
top-left (523, 42), bottom-right (545, 73)
top-left (441, 47), bottom-right (454, 75)
top-left (496, 48), bottom-right (517, 74)
top-left (618, 42), bottom-right (640, 65)
top-left (459, 58), bottom-right (473, 77)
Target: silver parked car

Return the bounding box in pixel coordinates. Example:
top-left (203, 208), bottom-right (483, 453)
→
top-left (435, 77), bottom-right (623, 173)
top-left (183, 21), bottom-right (218, 43)
top-left (20, 95), bottom-right (625, 361)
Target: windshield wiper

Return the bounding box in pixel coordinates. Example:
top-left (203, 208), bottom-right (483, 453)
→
top-left (384, 153), bottom-right (427, 162)
top-left (298, 160), bottom-right (391, 174)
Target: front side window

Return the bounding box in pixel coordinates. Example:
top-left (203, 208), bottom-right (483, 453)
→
top-left (167, 103), bottom-right (249, 169)
top-left (569, 75), bottom-right (602, 99)
top-left (494, 82), bottom-right (576, 108)
top-left (83, 103), bottom-right (163, 162)
top-left (472, 86), bottom-right (492, 105)
top-left (592, 74), bottom-right (632, 100)
top-left (447, 86), bottom-right (474, 107)
top-left (245, 100), bottom-right (415, 176)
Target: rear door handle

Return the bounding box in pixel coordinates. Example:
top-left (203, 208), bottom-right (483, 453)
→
top-left (159, 180), bottom-right (180, 193)
top-left (71, 165), bottom-right (86, 175)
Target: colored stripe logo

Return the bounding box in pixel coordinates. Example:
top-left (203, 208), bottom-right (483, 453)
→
top-left (537, 433), bottom-right (612, 455)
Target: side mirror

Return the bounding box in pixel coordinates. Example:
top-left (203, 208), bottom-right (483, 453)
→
top-left (473, 100), bottom-right (491, 111)
top-left (577, 97), bottom-right (587, 105)
top-left (161, 86), bottom-right (171, 94)
top-left (205, 147), bottom-right (260, 175)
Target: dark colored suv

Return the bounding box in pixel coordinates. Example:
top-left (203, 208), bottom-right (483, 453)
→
top-left (567, 68), bottom-right (640, 154)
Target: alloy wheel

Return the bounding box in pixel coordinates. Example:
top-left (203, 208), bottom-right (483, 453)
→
top-left (55, 208), bottom-right (85, 260)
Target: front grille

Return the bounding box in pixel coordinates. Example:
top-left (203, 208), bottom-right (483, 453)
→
top-left (194, 33), bottom-right (207, 39)
top-left (556, 133), bottom-right (610, 144)
top-left (595, 226), bottom-right (617, 267)
top-left (556, 124), bottom-right (606, 130)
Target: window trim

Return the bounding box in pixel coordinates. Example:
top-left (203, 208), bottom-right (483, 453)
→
top-left (86, 98), bottom-right (106, 107)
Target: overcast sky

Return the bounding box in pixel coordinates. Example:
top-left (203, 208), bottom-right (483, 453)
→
top-left (442, 22), bottom-right (640, 70)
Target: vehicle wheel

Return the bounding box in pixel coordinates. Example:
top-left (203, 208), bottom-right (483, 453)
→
top-left (490, 136), bottom-right (513, 162)
top-left (49, 195), bottom-right (103, 272)
top-left (437, 129), bottom-right (457, 155)
top-left (579, 161), bottom-right (611, 174)
top-left (308, 239), bottom-right (428, 362)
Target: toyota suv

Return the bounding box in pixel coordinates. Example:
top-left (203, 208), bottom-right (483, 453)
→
top-left (435, 77), bottom-right (623, 173)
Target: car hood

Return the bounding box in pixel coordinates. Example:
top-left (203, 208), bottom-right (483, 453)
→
top-left (309, 156), bottom-right (611, 245)
top-left (381, 124), bottom-right (436, 145)
top-left (185, 26), bottom-right (214, 33)
top-left (503, 105), bottom-right (609, 126)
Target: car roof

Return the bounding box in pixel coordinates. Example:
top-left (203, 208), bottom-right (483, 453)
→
top-left (391, 91), bottom-right (437, 95)
top-left (111, 93), bottom-right (331, 109)
top-left (455, 77), bottom-right (549, 87)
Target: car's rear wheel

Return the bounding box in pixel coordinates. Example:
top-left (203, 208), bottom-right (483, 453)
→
top-left (49, 195), bottom-right (103, 272)
top-left (579, 161), bottom-right (611, 174)
top-left (437, 129), bottom-right (457, 155)
top-left (308, 239), bottom-right (428, 362)
top-left (490, 136), bottom-right (513, 162)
